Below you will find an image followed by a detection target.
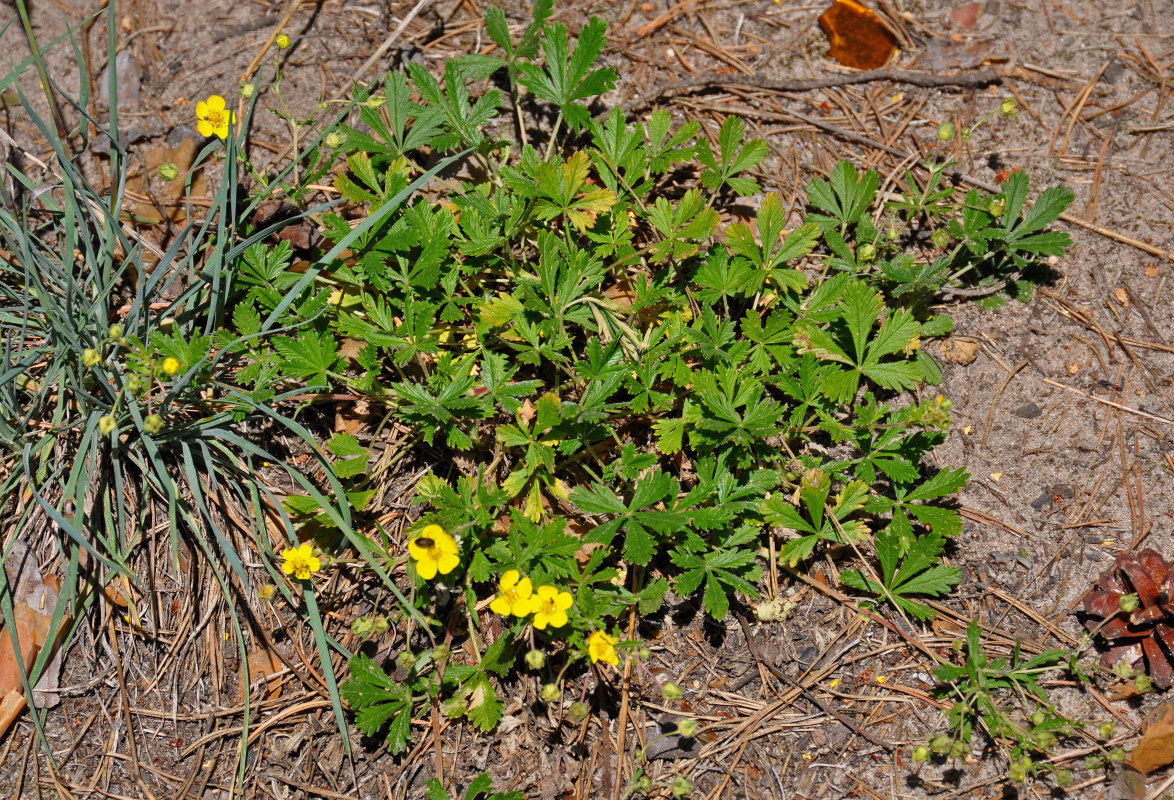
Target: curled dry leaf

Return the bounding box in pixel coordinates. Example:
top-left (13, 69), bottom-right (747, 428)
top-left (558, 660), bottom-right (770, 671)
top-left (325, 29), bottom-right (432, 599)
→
top-left (1131, 700), bottom-right (1174, 774)
top-left (1081, 548), bottom-right (1174, 689)
top-left (818, 0), bottom-right (898, 70)
top-left (940, 336), bottom-right (979, 364)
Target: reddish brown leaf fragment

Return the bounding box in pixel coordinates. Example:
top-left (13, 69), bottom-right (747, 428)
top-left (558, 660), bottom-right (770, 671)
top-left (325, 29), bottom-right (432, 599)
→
top-left (817, 0), bottom-right (897, 70)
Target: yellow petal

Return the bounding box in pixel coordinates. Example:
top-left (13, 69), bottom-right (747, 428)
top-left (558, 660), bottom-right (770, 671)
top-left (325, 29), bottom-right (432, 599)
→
top-left (307, 556), bottom-right (320, 572)
top-left (207, 94), bottom-right (226, 112)
top-left (197, 120), bottom-right (215, 138)
top-left (195, 100), bottom-right (209, 119)
top-left (555, 592), bottom-right (573, 611)
top-left (281, 561), bottom-right (295, 575)
top-left (416, 558), bottom-right (438, 580)
top-left (437, 553), bottom-right (459, 575)
top-left (501, 569), bottom-right (519, 590)
top-left (489, 595), bottom-right (511, 615)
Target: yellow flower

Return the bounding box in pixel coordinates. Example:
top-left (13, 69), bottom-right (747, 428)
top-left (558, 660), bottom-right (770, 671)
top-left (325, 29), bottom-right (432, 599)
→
top-left (489, 570), bottom-right (535, 617)
top-left (281, 543), bottom-right (320, 580)
top-left (161, 357), bottom-right (180, 376)
top-left (530, 585), bottom-right (572, 630)
top-left (587, 630), bottom-right (618, 665)
top-left (195, 95), bottom-right (237, 140)
top-left (408, 524), bottom-right (459, 580)
top-left (275, 33), bottom-right (291, 49)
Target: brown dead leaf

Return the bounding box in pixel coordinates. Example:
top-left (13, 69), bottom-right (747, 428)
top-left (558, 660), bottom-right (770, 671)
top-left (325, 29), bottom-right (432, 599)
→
top-left (1145, 263), bottom-right (1160, 278)
top-left (948, 1), bottom-right (982, 30)
top-left (241, 647), bottom-right (284, 703)
top-left (0, 541), bottom-right (70, 739)
top-left (1110, 766), bottom-right (1147, 799)
top-left (1114, 287), bottom-right (1129, 307)
top-left (818, 0), bottom-right (897, 70)
top-left (1131, 700), bottom-right (1174, 773)
top-left (518, 398), bottom-right (536, 426)
top-left (940, 336), bottom-right (979, 364)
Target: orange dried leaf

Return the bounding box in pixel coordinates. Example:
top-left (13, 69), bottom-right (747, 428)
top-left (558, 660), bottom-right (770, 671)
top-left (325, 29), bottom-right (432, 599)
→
top-left (818, 0), bottom-right (897, 70)
top-left (1133, 701), bottom-right (1174, 773)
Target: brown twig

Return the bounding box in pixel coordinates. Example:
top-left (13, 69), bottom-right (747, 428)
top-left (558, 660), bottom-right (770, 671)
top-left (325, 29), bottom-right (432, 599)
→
top-left (625, 67), bottom-right (999, 113)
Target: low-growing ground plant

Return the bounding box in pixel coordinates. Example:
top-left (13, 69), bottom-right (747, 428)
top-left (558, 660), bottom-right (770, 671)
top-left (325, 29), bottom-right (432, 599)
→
top-left (0, 0), bottom-right (1088, 794)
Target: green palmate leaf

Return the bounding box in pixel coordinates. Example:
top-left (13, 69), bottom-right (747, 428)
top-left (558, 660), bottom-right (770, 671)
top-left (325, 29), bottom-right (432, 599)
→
top-left (571, 470), bottom-right (688, 565)
top-left (725, 194), bottom-right (818, 293)
top-left (273, 328), bottom-right (339, 388)
top-left (842, 528), bottom-right (960, 620)
top-left (806, 160), bottom-right (880, 229)
top-left (340, 653), bottom-right (415, 753)
top-left (407, 59), bottom-right (500, 151)
top-left (695, 115), bottom-right (767, 196)
top-left (533, 151), bottom-right (617, 232)
top-left (648, 188), bottom-right (719, 264)
top-left (518, 17), bottom-right (617, 132)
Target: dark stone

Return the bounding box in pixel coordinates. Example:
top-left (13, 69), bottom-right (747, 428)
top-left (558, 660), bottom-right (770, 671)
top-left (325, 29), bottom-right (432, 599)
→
top-left (1013, 402), bottom-right (1043, 419)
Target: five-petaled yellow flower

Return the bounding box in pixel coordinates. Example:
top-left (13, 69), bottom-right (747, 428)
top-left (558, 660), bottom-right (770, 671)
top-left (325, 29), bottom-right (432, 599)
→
top-left (196, 95), bottom-right (237, 140)
top-left (489, 570), bottom-right (535, 617)
top-left (281, 543), bottom-right (320, 581)
top-left (408, 524), bottom-right (459, 580)
top-left (161, 357), bottom-right (180, 376)
top-left (587, 630), bottom-right (619, 665)
top-left (531, 585), bottom-right (573, 630)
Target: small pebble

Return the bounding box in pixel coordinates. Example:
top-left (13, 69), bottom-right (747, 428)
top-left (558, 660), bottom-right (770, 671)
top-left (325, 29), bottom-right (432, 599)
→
top-left (1013, 402), bottom-right (1042, 419)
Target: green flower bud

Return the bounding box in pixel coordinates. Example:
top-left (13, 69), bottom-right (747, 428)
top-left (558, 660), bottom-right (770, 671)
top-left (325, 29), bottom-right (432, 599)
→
top-left (396, 650), bottom-right (417, 671)
top-left (661, 681), bottom-right (683, 701)
top-left (1055, 769), bottom-right (1072, 788)
top-left (240, 82), bottom-right (256, 99)
top-left (324, 130), bottom-right (345, 149)
top-left (366, 95), bottom-right (386, 109)
top-left (1108, 748), bottom-right (1127, 763)
top-left (635, 775), bottom-right (652, 792)
top-left (157, 163), bottom-right (179, 181)
top-left (676, 719), bottom-right (699, 738)
top-left (988, 198), bottom-right (1005, 217)
top-left (83, 348), bottom-right (101, 367)
top-left (1135, 674), bottom-right (1155, 693)
top-left (258, 584), bottom-right (276, 601)
top-left (525, 649), bottom-right (545, 670)
top-left (931, 228), bottom-right (950, 249)
top-left (638, 647), bottom-right (652, 660)
top-left (568, 701), bottom-right (589, 722)
top-left (1030, 709), bottom-right (1047, 727)
top-left (1112, 659), bottom-right (1134, 678)
top-left (1008, 761), bottom-right (1027, 783)
top-left (143, 414), bottom-right (163, 435)
top-left (98, 415), bottom-right (117, 435)
top-left (887, 226), bottom-right (899, 241)
top-left (108, 323), bottom-right (123, 339)
top-left (937, 121), bottom-right (956, 141)
top-left (1119, 593), bottom-right (1140, 613)
top-left (1001, 98), bottom-right (1018, 116)
top-left (1085, 755), bottom-right (1104, 771)
top-left (1030, 730), bottom-right (1057, 749)
top-left (670, 776), bottom-right (692, 797)
top-left (929, 735), bottom-right (953, 755)
top-left (275, 33), bottom-right (291, 49)
top-left (540, 683), bottom-right (561, 703)
top-left (371, 615), bottom-right (389, 635)
top-left (432, 643), bottom-right (450, 662)
top-left (911, 745), bottom-right (931, 763)
top-left (126, 375), bottom-right (142, 394)
top-left (351, 616), bottom-right (375, 639)
top-left (949, 740), bottom-right (969, 760)
top-left (858, 243), bottom-right (876, 262)
top-left (1098, 721), bottom-right (1115, 740)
